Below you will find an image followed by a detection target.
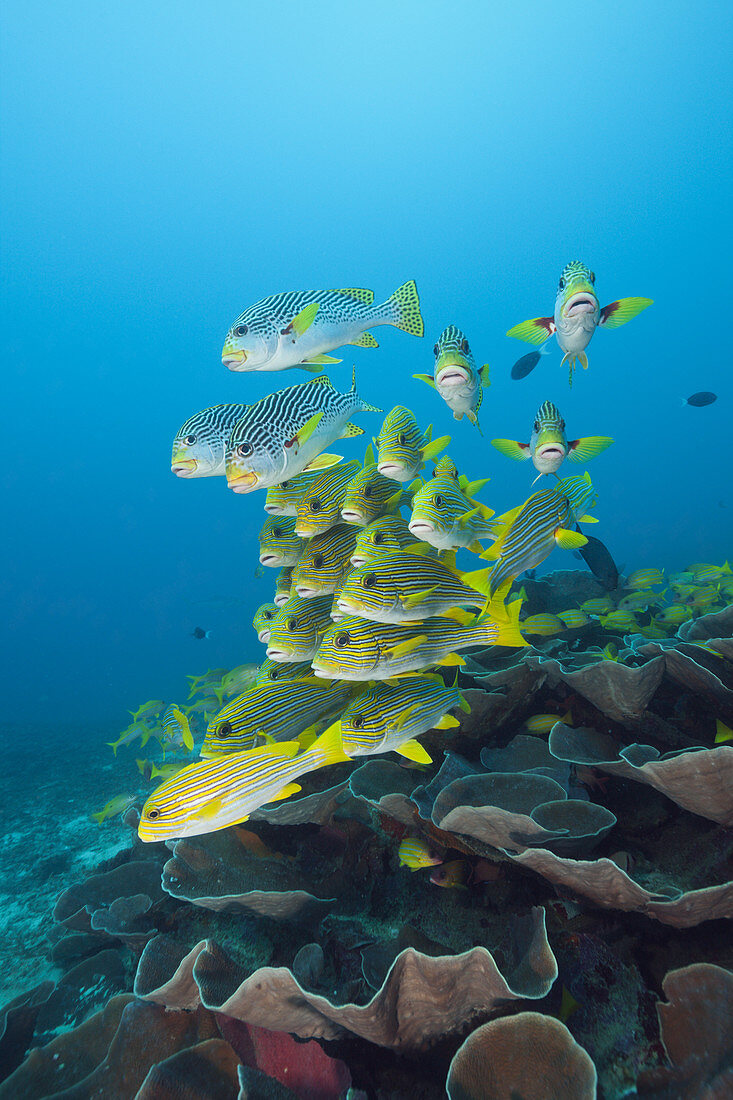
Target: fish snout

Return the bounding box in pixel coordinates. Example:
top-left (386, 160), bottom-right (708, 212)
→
top-left (265, 647), bottom-right (288, 661)
top-left (258, 629), bottom-right (271, 642)
top-left (377, 461), bottom-right (409, 480)
top-left (408, 519), bottom-right (434, 536)
top-left (340, 509), bottom-right (365, 524)
top-left (227, 471), bottom-right (259, 493)
top-left (295, 584), bottom-right (319, 598)
top-left (171, 459), bottom-right (198, 476)
top-left (563, 291), bottom-right (597, 318)
top-left (259, 553), bottom-right (279, 566)
top-left (222, 348), bottom-right (247, 369)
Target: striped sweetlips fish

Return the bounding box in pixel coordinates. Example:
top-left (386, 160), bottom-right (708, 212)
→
top-left (171, 403), bottom-right (249, 478)
top-left (507, 261), bottom-right (653, 384)
top-left (482, 473), bottom-right (597, 595)
top-left (339, 674), bottom-right (470, 762)
top-left (294, 459), bottom-right (362, 538)
top-left (408, 456), bottom-right (494, 553)
top-left (201, 676), bottom-right (355, 757)
top-left (273, 566), bottom-right (295, 606)
top-left (374, 406), bottom-right (450, 482)
top-left (334, 551), bottom-right (491, 623)
top-left (492, 401), bottom-right (613, 478)
top-left (254, 656), bottom-right (315, 687)
top-left (340, 457), bottom-right (405, 526)
top-left (291, 524), bottom-right (359, 598)
top-left (252, 602), bottom-right (279, 643)
top-left (226, 370), bottom-right (381, 494)
top-left (222, 281), bottom-right (424, 373)
top-left (312, 598), bottom-right (526, 681)
top-left (413, 326), bottom-right (489, 432)
top-left (265, 594), bottom-right (335, 662)
top-left (350, 515), bottom-right (425, 568)
top-left (138, 722), bottom-right (349, 841)
top-left (258, 516), bottom-right (306, 568)
top-left (265, 467), bottom-right (332, 516)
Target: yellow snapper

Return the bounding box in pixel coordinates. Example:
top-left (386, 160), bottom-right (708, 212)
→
top-left (291, 524), bottom-right (359, 598)
top-left (221, 664), bottom-right (261, 697)
top-left (334, 551), bottom-right (491, 623)
top-left (520, 613), bottom-right (566, 636)
top-left (524, 710), bottom-right (572, 734)
top-left (414, 326), bottom-right (489, 432)
top-left (557, 610), bottom-right (592, 629)
top-left (398, 837), bottom-right (444, 870)
top-left (374, 406), bottom-right (450, 482)
top-left (258, 516), bottom-right (306, 568)
top-left (171, 403), bottom-right (249, 478)
top-left (507, 261), bottom-right (652, 384)
top-left (92, 794), bottom-right (137, 825)
top-left (265, 594), bottom-right (336, 662)
top-left (138, 722), bottom-right (350, 841)
top-left (312, 599), bottom-right (525, 681)
top-left (265, 467), bottom-right (332, 516)
top-left (430, 859), bottom-right (469, 889)
top-left (599, 610), bottom-right (640, 631)
top-left (654, 605), bottom-right (693, 626)
top-left (408, 456), bottom-right (494, 553)
top-left (201, 676), bottom-right (355, 756)
top-left (225, 370), bottom-right (380, 494)
top-left (293, 459), bottom-right (362, 537)
top-left (222, 281), bottom-right (423, 373)
top-left (253, 602), bottom-right (279, 642)
top-left (340, 674), bottom-right (469, 762)
top-left (254, 656), bottom-right (315, 687)
top-left (492, 400), bottom-right (613, 478)
top-left (625, 568), bottom-right (664, 590)
top-left (482, 473), bottom-right (596, 596)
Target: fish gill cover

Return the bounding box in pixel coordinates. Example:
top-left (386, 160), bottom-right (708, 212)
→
top-left (1, 3), bottom-right (731, 1098)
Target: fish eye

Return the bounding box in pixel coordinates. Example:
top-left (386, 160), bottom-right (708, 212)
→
top-left (272, 526), bottom-right (282, 537)
top-left (373, 532), bottom-right (383, 545)
top-left (363, 572), bottom-right (377, 588)
top-left (146, 807), bottom-right (162, 820)
top-left (309, 499), bottom-right (322, 513)
top-left (461, 339), bottom-right (469, 353)
top-left (351, 714), bottom-right (364, 728)
top-left (313, 553), bottom-right (324, 568)
top-left (237, 442), bottom-right (254, 458)
top-left (432, 344), bottom-right (439, 356)
top-left (234, 324), bottom-right (249, 337)
top-left (287, 618), bottom-right (298, 630)
top-left (433, 493), bottom-right (443, 507)
top-left (398, 432), bottom-right (407, 445)
top-left (336, 632), bottom-right (350, 647)
top-left (264, 610), bottom-right (273, 620)
top-left (363, 486), bottom-right (373, 498)
top-left (533, 421), bottom-right (539, 432)
top-left (281, 480), bottom-right (289, 489)
top-left (217, 721), bottom-right (233, 737)
top-left (558, 277), bottom-right (565, 290)
top-left (589, 271), bottom-right (596, 283)
top-left (184, 434), bottom-right (196, 446)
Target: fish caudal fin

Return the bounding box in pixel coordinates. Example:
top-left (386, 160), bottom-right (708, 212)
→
top-left (506, 317), bottom-right (556, 345)
top-left (599, 297), bottom-right (653, 328)
top-left (566, 437), bottom-right (614, 463)
top-left (385, 279), bottom-right (424, 336)
top-left (484, 594), bottom-right (527, 648)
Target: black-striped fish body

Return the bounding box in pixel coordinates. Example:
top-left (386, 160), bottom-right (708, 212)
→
top-left (335, 552), bottom-right (491, 623)
top-left (291, 524), bottom-right (359, 598)
top-left (294, 460), bottom-right (362, 538)
top-left (202, 677), bottom-right (355, 756)
top-left (413, 326), bottom-right (489, 432)
top-left (226, 371), bottom-right (381, 494)
top-left (265, 594), bottom-right (335, 662)
top-left (171, 403), bottom-right (249, 478)
top-left (222, 281), bottom-right (424, 373)
top-left (258, 516), bottom-right (306, 568)
top-left (492, 400), bottom-right (613, 476)
top-left (312, 605), bottom-right (526, 681)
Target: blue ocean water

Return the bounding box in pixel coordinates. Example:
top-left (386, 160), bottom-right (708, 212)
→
top-left (1, 4), bottom-right (732, 1094)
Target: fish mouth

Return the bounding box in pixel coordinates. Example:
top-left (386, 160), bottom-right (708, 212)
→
top-left (436, 366), bottom-right (469, 387)
top-left (294, 522), bottom-right (317, 537)
top-left (227, 471), bottom-right (259, 493)
top-left (408, 520), bottom-right (434, 536)
top-left (377, 462), bottom-right (405, 477)
top-left (273, 593), bottom-right (290, 607)
top-left (295, 585), bottom-right (319, 598)
top-left (259, 553), bottom-right (279, 566)
top-left (257, 629), bottom-right (271, 642)
top-left (336, 598), bottom-right (358, 615)
top-left (537, 445), bottom-right (565, 459)
top-left (171, 460), bottom-right (198, 476)
top-left (222, 348), bottom-right (247, 369)
top-left (564, 292), bottom-right (597, 318)
top-left (349, 555), bottom-right (367, 567)
top-left (310, 662), bottom-right (335, 679)
top-left (341, 509), bottom-right (366, 524)
top-left (264, 504), bottom-right (284, 515)
top-left (265, 647), bottom-right (289, 660)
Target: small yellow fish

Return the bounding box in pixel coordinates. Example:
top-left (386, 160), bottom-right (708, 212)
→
top-left (625, 568), bottom-right (664, 590)
top-left (430, 859), bottom-right (469, 889)
top-left (92, 794), bottom-right (137, 825)
top-left (521, 613), bottom-right (565, 636)
top-left (398, 837), bottom-right (444, 871)
top-left (715, 721), bottom-right (732, 744)
top-left (524, 710), bottom-right (572, 734)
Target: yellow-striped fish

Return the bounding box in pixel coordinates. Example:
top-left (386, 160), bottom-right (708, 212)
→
top-left (398, 837), bottom-right (444, 870)
top-left (253, 603), bottom-right (279, 642)
top-left (374, 406), bottom-right (449, 482)
top-left (291, 524), bottom-right (359, 598)
top-left (258, 516), bottom-right (305, 568)
top-left (340, 460), bottom-right (403, 527)
top-left (138, 722), bottom-right (350, 841)
top-left (408, 456), bottom-right (494, 552)
top-left (520, 613), bottom-right (566, 636)
top-left (293, 459), bottom-right (362, 538)
top-left (264, 467), bottom-right (331, 516)
top-left (350, 515), bottom-right (424, 567)
top-left (265, 594), bottom-right (336, 662)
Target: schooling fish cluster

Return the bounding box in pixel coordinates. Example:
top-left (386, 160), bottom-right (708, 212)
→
top-left (110, 265), bottom-right (663, 841)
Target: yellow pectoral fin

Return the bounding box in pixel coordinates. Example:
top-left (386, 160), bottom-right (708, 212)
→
top-left (577, 514), bottom-right (598, 523)
top-left (197, 795), bottom-right (225, 821)
top-left (395, 739), bottom-right (433, 764)
top-left (295, 410), bottom-right (324, 447)
top-left (363, 441), bottom-right (375, 466)
top-left (434, 714), bottom-right (460, 730)
top-left (566, 437), bottom-right (614, 463)
top-left (384, 634), bottom-right (428, 659)
top-left (421, 435), bottom-right (451, 461)
top-left (555, 528), bottom-right (588, 549)
top-left (599, 297), bottom-right (653, 329)
top-left (461, 567), bottom-right (491, 597)
top-left (302, 354), bottom-right (342, 365)
top-left (285, 301), bottom-right (320, 337)
top-left (506, 317), bottom-right (556, 345)
top-left (458, 506), bottom-right (480, 529)
top-left (468, 540), bottom-right (486, 554)
top-left (413, 373), bottom-right (436, 389)
top-left (479, 363), bottom-right (491, 386)
top-left (492, 438), bottom-right (531, 462)
top-left (305, 453), bottom-right (343, 471)
top-left (401, 586), bottom-right (439, 610)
